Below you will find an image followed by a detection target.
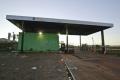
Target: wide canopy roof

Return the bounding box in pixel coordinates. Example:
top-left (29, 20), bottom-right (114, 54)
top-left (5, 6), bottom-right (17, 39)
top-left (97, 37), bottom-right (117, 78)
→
top-left (6, 15), bottom-right (113, 35)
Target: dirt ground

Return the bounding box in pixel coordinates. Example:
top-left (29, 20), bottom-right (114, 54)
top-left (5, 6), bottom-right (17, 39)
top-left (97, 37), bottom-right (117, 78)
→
top-left (0, 52), bottom-right (67, 80)
top-left (0, 51), bottom-right (120, 80)
top-left (62, 51), bottom-right (120, 80)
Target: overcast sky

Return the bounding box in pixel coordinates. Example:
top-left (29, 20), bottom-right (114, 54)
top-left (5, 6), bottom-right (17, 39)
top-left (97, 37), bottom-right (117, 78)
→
top-left (0, 0), bottom-right (120, 45)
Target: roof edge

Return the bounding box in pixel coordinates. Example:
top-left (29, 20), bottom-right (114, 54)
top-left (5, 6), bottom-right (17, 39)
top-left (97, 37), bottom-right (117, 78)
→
top-left (6, 15), bottom-right (113, 27)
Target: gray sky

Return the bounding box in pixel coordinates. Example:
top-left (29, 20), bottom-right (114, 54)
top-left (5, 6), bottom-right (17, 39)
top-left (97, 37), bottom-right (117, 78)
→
top-left (0, 0), bottom-right (120, 45)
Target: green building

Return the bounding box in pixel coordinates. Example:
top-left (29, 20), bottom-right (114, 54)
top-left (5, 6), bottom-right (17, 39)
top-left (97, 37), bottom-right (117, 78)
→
top-left (18, 32), bottom-right (59, 52)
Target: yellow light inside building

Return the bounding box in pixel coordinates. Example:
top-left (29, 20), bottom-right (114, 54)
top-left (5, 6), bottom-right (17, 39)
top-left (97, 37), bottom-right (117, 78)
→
top-left (39, 32), bottom-right (43, 35)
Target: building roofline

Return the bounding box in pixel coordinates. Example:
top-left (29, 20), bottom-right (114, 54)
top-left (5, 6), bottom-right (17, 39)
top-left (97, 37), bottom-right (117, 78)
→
top-left (6, 15), bottom-right (113, 27)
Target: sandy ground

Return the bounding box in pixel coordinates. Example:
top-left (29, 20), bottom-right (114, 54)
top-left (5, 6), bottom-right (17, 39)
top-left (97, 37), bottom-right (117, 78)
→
top-left (0, 52), bottom-right (67, 80)
top-left (62, 52), bottom-right (120, 80)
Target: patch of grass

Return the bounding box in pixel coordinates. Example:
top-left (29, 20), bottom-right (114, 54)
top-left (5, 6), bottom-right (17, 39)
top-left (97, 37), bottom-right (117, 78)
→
top-left (96, 49), bottom-right (120, 57)
top-left (106, 50), bottom-right (120, 56)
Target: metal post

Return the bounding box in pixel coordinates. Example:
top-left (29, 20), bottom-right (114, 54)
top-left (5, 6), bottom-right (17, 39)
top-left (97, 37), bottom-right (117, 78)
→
top-left (92, 37), bottom-right (94, 51)
top-left (92, 37), bottom-right (94, 46)
top-left (66, 24), bottom-right (68, 53)
top-left (92, 37), bottom-right (95, 52)
top-left (21, 21), bottom-right (24, 52)
top-left (80, 35), bottom-right (81, 50)
top-left (101, 30), bottom-right (105, 54)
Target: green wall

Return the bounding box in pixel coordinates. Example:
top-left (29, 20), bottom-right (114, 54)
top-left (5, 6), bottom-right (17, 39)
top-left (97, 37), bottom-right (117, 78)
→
top-left (18, 32), bottom-right (59, 52)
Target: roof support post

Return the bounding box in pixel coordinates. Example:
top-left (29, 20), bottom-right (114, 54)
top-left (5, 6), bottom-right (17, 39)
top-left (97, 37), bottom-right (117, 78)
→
top-left (80, 35), bottom-right (81, 50)
top-left (66, 24), bottom-right (68, 53)
top-left (101, 30), bottom-right (105, 54)
top-left (21, 21), bottom-right (24, 52)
